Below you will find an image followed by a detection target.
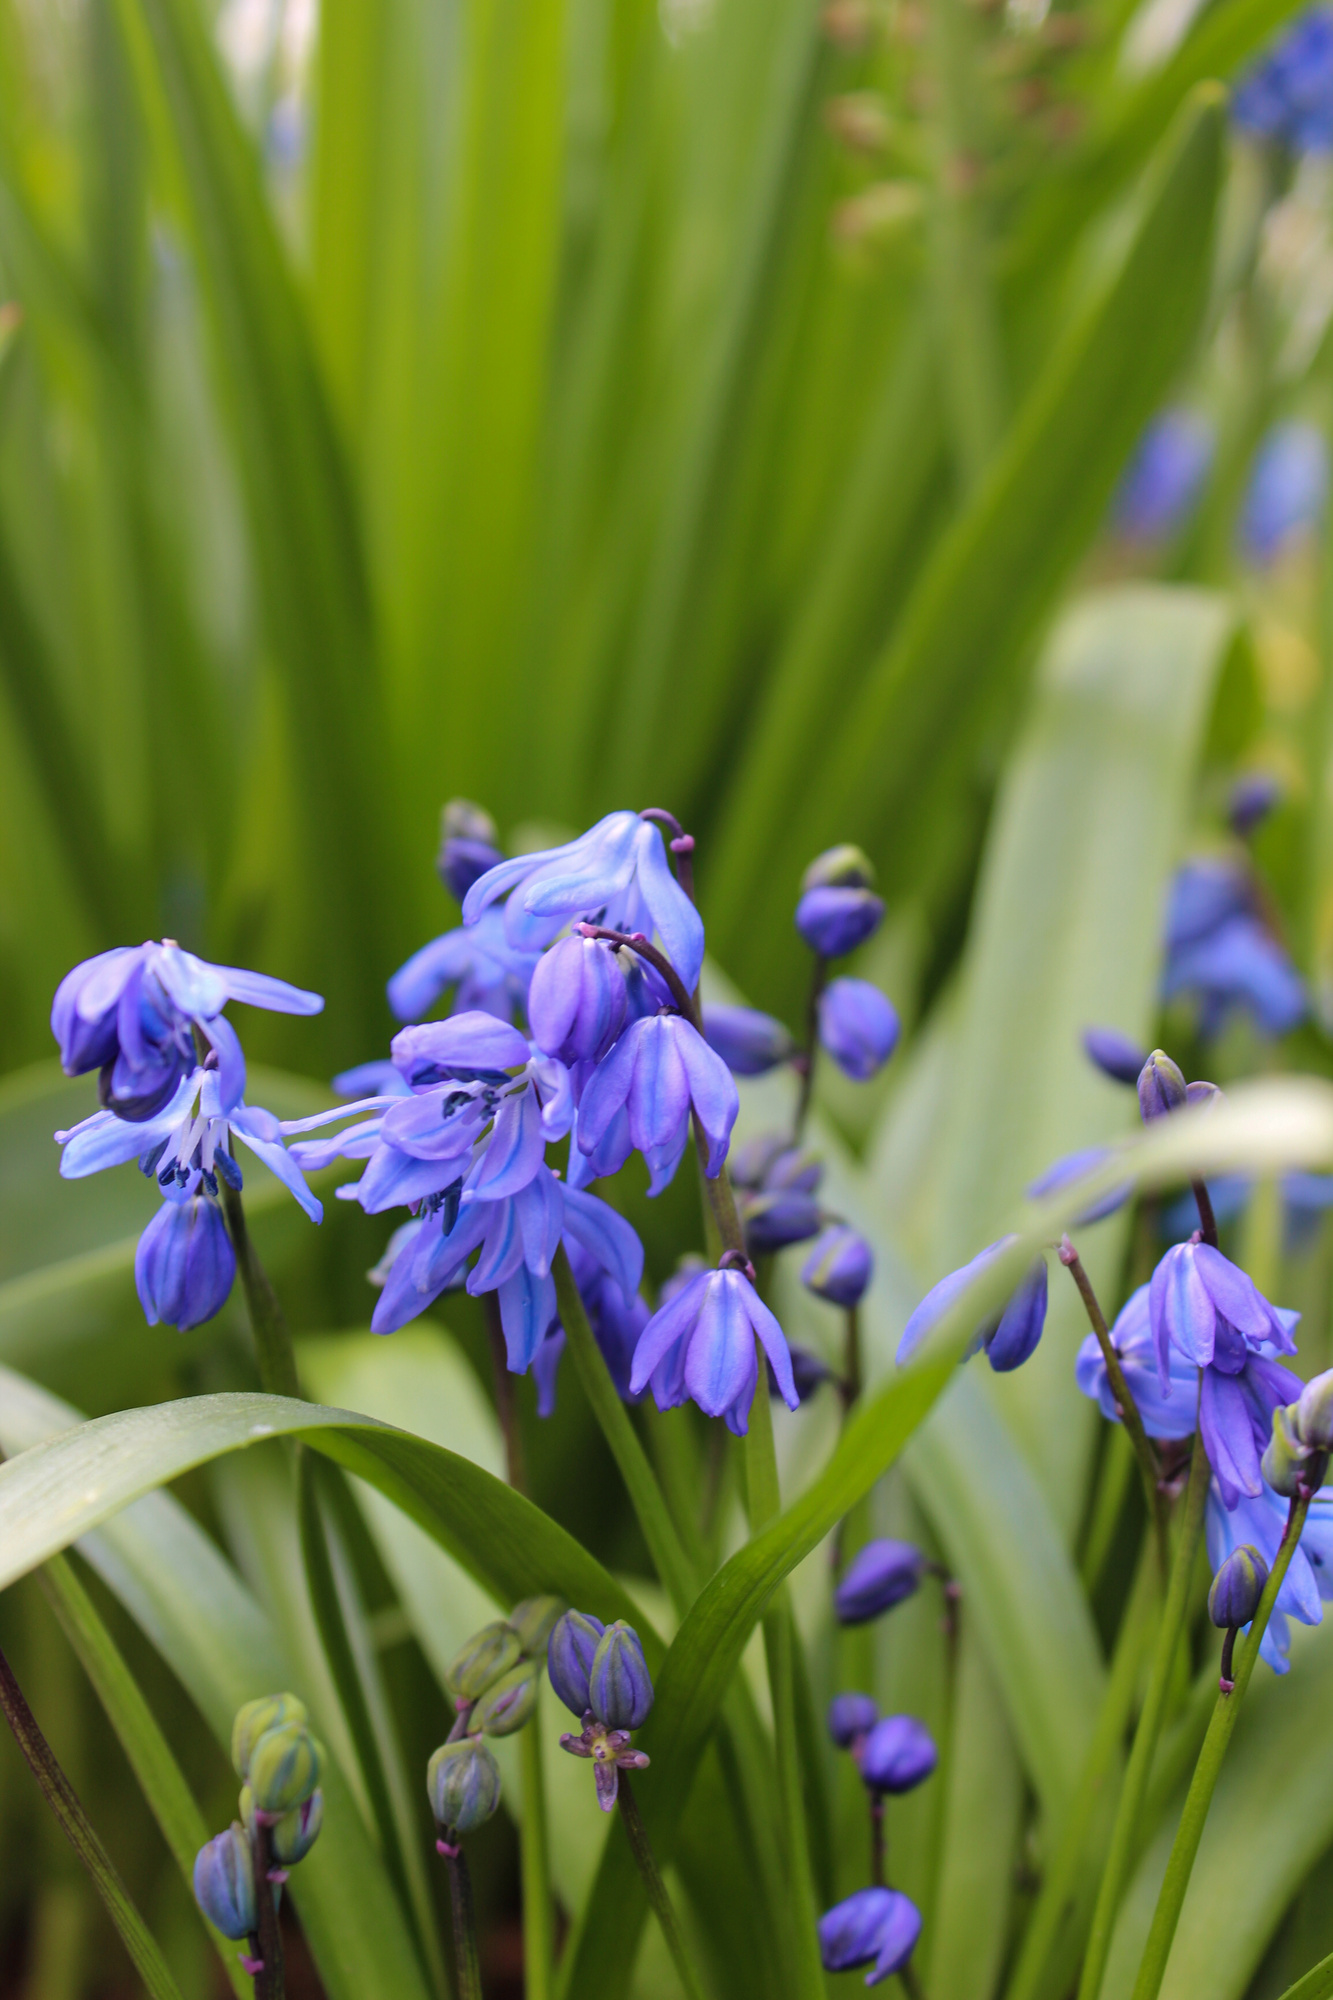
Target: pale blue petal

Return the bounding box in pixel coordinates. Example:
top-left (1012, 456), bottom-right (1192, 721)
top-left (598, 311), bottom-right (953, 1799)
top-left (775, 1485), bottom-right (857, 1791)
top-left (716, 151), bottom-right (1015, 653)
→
top-left (561, 1184), bottom-right (645, 1299)
top-left (632, 819), bottom-right (704, 991)
top-left (233, 1129), bottom-right (323, 1223)
top-left (497, 1264), bottom-right (558, 1372)
top-left (215, 963), bottom-right (324, 1016)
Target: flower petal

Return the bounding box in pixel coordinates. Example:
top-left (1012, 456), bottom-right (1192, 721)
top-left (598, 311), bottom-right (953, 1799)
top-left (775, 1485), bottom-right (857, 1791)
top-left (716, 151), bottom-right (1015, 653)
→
top-left (561, 1184), bottom-right (645, 1299)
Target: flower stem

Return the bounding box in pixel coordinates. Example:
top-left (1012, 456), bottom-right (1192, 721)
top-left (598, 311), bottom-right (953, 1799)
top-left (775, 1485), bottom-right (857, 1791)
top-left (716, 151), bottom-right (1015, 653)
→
top-left (441, 1845), bottom-right (483, 2000)
top-left (792, 954), bottom-right (828, 1142)
top-left (1191, 1179), bottom-right (1219, 1248)
top-left (249, 1818), bottom-right (285, 2000)
top-left (841, 1303), bottom-right (862, 1412)
top-left (616, 1775), bottom-right (709, 2000)
top-left (744, 1369), bottom-right (827, 2000)
top-left (1076, 1421), bottom-right (1210, 2000)
top-left (1128, 1481), bottom-right (1317, 2000)
top-left (218, 1171), bottom-right (301, 1400)
top-left (519, 1696), bottom-right (554, 2000)
top-left (552, 1247), bottom-right (697, 1617)
top-left (1059, 1236), bottom-right (1168, 1577)
top-left (870, 1793), bottom-right (886, 1887)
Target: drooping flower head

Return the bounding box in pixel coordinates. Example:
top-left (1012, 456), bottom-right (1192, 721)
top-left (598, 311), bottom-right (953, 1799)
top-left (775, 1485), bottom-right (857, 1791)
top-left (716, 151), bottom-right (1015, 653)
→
top-left (857, 1714), bottom-right (938, 1794)
top-left (135, 1191), bottom-right (236, 1331)
top-left (1206, 1474), bottom-right (1333, 1671)
top-left (630, 1261), bottom-right (799, 1434)
top-left (575, 1011), bottom-right (738, 1195)
top-left (1082, 1025), bottom-right (1149, 1087)
top-left (898, 1240), bottom-right (1048, 1375)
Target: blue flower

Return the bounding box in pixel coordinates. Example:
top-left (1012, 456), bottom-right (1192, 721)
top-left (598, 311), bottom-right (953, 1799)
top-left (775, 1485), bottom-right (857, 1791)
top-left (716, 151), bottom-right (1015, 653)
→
top-left (51, 943), bottom-right (321, 1121)
top-left (858, 1714), bottom-right (937, 1794)
top-left (1075, 1281), bottom-right (1198, 1440)
top-left (1230, 772), bottom-right (1282, 837)
top-left (1111, 409), bottom-right (1213, 542)
top-left (1234, 12), bottom-right (1333, 153)
top-left (802, 1225), bottom-right (873, 1307)
top-left (827, 1693), bottom-right (878, 1748)
top-left (1206, 1474), bottom-right (1333, 1671)
top-left (193, 1825), bottom-right (256, 1941)
top-left (135, 1190), bottom-right (236, 1330)
top-left (1027, 1147), bottom-right (1131, 1224)
top-left (576, 1013), bottom-right (738, 1195)
top-left (1241, 420), bottom-right (1329, 561)
top-left (527, 935), bottom-right (627, 1065)
top-left (531, 1240), bottom-right (649, 1416)
top-left (57, 1065), bottom-right (326, 1222)
top-left (629, 1264), bottom-right (798, 1433)
top-left (1150, 1242), bottom-right (1301, 1505)
top-left (1163, 913), bottom-right (1307, 1037)
top-left (818, 1887), bottom-right (922, 1985)
top-left (834, 1540), bottom-right (925, 1623)
top-left (795, 884), bottom-right (885, 959)
top-left (817, 978), bottom-right (899, 1081)
top-left (463, 810), bottom-right (705, 991)
top-left (702, 1004), bottom-right (795, 1076)
top-left (739, 1186), bottom-right (823, 1253)
top-left (387, 908), bottom-right (538, 1025)
top-left (1082, 1025), bottom-right (1149, 1087)
top-left (898, 1241), bottom-right (1048, 1373)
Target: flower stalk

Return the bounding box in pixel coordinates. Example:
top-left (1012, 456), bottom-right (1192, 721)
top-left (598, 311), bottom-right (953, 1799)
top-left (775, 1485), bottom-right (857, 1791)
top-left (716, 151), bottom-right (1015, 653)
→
top-left (440, 1843), bottom-right (483, 2000)
top-left (615, 1775), bottom-right (707, 2000)
top-left (247, 1817), bottom-right (285, 2000)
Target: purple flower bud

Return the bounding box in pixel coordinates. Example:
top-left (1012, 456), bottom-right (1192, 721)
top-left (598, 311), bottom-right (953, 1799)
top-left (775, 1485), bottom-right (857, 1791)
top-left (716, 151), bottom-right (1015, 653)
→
top-left (741, 1188), bottom-right (823, 1252)
top-left (1208, 1543), bottom-right (1269, 1628)
top-left (858, 1714), bottom-right (937, 1794)
top-left (427, 1739), bottom-right (501, 1833)
top-left (762, 1146), bottom-right (824, 1194)
top-left (1082, 1026), bottom-right (1148, 1087)
top-left (802, 1225), bottom-right (873, 1307)
top-left (588, 1621), bottom-right (654, 1730)
top-left (796, 884), bottom-right (886, 958)
top-left (1241, 420), bottom-right (1328, 564)
top-left (134, 1194), bottom-right (236, 1331)
top-left (193, 1825), bottom-right (256, 1940)
top-left (437, 799), bottom-right (504, 903)
top-left (818, 978), bottom-right (899, 1081)
top-left (1112, 409), bottom-right (1213, 542)
top-left (730, 1133), bottom-right (791, 1188)
top-left (1229, 772), bottom-right (1281, 838)
top-left (818, 1887), bottom-right (922, 1983)
top-left (802, 844), bottom-right (877, 892)
top-left (827, 1693), bottom-right (878, 1748)
top-left (834, 1540), bottom-right (926, 1624)
top-left (1138, 1048), bottom-right (1188, 1121)
top-left (1027, 1149), bottom-right (1131, 1225)
top-left (547, 1610), bottom-right (606, 1717)
top-left (702, 1005), bottom-right (796, 1077)
top-left (528, 936), bottom-right (627, 1065)
top-left (768, 1344), bottom-right (832, 1403)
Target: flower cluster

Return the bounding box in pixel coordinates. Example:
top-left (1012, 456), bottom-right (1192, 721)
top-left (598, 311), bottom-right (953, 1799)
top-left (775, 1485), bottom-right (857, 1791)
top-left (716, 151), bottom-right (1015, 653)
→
top-left (52, 944), bottom-right (328, 1332)
top-left (818, 1688), bottom-right (935, 1985)
top-left (548, 1610), bottom-right (654, 1810)
top-left (193, 1693), bottom-right (324, 1973)
top-left (425, 1595), bottom-right (565, 1848)
top-left (1234, 11), bottom-right (1333, 155)
top-left (1160, 857), bottom-right (1305, 1039)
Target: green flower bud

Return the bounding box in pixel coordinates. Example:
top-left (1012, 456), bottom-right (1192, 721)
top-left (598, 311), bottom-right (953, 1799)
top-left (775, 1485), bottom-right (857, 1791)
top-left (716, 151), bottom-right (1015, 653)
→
top-left (469, 1663), bottom-right (539, 1737)
top-left (509, 1596), bottom-right (565, 1657)
top-left (248, 1722), bottom-right (323, 1817)
top-left (1262, 1404), bottom-right (1309, 1498)
top-left (445, 1621), bottom-right (522, 1703)
top-left (1295, 1369), bottom-right (1333, 1452)
top-left (801, 844), bottom-right (876, 893)
top-left (231, 1692), bottom-right (309, 1779)
top-left (427, 1739), bottom-right (501, 1834)
top-left (271, 1789), bottom-right (324, 1866)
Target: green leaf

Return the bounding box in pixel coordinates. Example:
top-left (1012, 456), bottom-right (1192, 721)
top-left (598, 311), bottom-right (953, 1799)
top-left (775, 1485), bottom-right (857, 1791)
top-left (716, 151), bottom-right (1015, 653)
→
top-left (1277, 1955), bottom-right (1333, 2000)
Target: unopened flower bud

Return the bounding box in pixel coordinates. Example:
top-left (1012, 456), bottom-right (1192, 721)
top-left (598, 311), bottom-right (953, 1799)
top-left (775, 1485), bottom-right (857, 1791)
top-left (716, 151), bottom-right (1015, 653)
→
top-left (1295, 1369), bottom-right (1333, 1451)
top-left (796, 885), bottom-right (885, 959)
top-left (547, 1610), bottom-right (606, 1717)
top-left (427, 1739), bottom-right (501, 1834)
top-left (827, 1692), bottom-right (878, 1748)
top-left (702, 1005), bottom-right (796, 1077)
top-left (802, 1226), bottom-right (873, 1307)
top-left (193, 1825), bottom-right (256, 1940)
top-left (1229, 772), bottom-right (1281, 838)
top-left (231, 1693), bottom-right (309, 1780)
top-left (527, 935), bottom-right (627, 1065)
top-left (762, 1147), bottom-right (824, 1193)
top-left (741, 1188), bottom-right (823, 1252)
top-left (1262, 1403), bottom-right (1309, 1497)
top-left (1137, 1049), bottom-right (1187, 1122)
top-left (509, 1596), bottom-right (565, 1656)
top-left (588, 1621), bottom-right (654, 1731)
top-left (1186, 1079), bottom-right (1223, 1107)
top-left (248, 1722), bottom-right (322, 1817)
top-left (438, 800), bottom-right (503, 903)
top-left (730, 1133), bottom-right (791, 1189)
top-left (834, 1540), bottom-right (926, 1624)
top-left (271, 1790), bottom-right (323, 1866)
top-left (1208, 1544), bottom-right (1269, 1628)
top-left (469, 1662), bottom-right (540, 1737)
top-left (445, 1621), bottom-right (522, 1703)
top-left (858, 1714), bottom-right (937, 1794)
top-left (802, 844), bottom-right (877, 892)
top-left (818, 978), bottom-right (899, 1080)
top-left (1082, 1025), bottom-right (1148, 1086)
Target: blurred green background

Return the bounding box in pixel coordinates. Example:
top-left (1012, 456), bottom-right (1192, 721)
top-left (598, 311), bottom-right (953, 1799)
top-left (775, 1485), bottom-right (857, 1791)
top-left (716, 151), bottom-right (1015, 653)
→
top-left (4, 0), bottom-right (1333, 1993)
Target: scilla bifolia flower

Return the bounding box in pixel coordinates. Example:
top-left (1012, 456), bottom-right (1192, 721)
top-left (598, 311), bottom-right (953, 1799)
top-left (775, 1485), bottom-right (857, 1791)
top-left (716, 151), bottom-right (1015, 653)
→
top-left (387, 907), bottom-right (538, 1025)
top-left (795, 859), bottom-right (886, 958)
top-left (134, 1192), bottom-right (236, 1331)
top-left (554, 1613), bottom-right (654, 1809)
top-left (817, 978), bottom-right (899, 1080)
top-left (818, 1887), bottom-right (923, 1985)
top-left (269, 1791), bottom-right (323, 1866)
top-left (1207, 1475), bottom-right (1333, 1672)
top-left (802, 1225), bottom-right (873, 1307)
top-left (827, 1693), bottom-right (878, 1749)
top-left (247, 1721), bottom-right (323, 1818)
top-left (576, 1011), bottom-right (739, 1194)
top-left (834, 1540), bottom-right (927, 1624)
top-left (463, 808), bottom-right (705, 992)
top-left (702, 1004), bottom-right (796, 1076)
top-left (858, 1714), bottom-right (938, 1794)
top-left (527, 934), bottom-right (627, 1064)
top-left (469, 1662), bottom-right (540, 1736)
top-left (630, 1257), bottom-right (799, 1434)
top-left (1075, 1283), bottom-right (1197, 1440)
top-left (1083, 1025), bottom-right (1149, 1087)
top-left (898, 1242), bottom-right (1048, 1374)
top-left (740, 1186), bottom-right (823, 1253)
top-left (1208, 1544), bottom-right (1269, 1630)
top-left (428, 1739), bottom-right (502, 1839)
top-left (1138, 1048), bottom-right (1188, 1120)
top-left (194, 1824), bottom-right (257, 1940)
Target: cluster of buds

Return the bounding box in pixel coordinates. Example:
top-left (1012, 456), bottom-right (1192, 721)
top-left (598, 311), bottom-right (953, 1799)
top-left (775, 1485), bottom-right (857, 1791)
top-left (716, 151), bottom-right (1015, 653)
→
top-left (548, 1611), bottom-right (654, 1811)
top-left (193, 1693), bottom-right (324, 1972)
top-left (1262, 1369), bottom-right (1333, 1500)
top-left (427, 1596), bottom-right (564, 1849)
top-left (827, 1696), bottom-right (937, 1797)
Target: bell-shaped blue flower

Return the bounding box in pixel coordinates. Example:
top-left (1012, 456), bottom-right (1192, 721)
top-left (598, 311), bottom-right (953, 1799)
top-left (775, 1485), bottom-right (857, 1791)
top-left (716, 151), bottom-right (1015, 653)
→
top-left (1112, 408), bottom-right (1213, 542)
top-left (817, 978), bottom-right (899, 1081)
top-left (1163, 913), bottom-right (1307, 1037)
top-left (802, 1225), bottom-right (873, 1307)
top-left (1082, 1025), bottom-right (1148, 1087)
top-left (818, 1887), bottom-right (922, 1985)
top-left (898, 1241), bottom-right (1048, 1374)
top-left (1206, 1475), bottom-right (1333, 1672)
top-left (547, 1610), bottom-right (606, 1717)
top-left (1075, 1281), bottom-right (1198, 1440)
top-left (532, 1241), bottom-right (648, 1416)
top-left (827, 1693), bottom-right (878, 1748)
top-left (834, 1540), bottom-right (926, 1624)
top-left (463, 810), bottom-right (705, 991)
top-left (577, 1013), bottom-right (738, 1194)
top-left (630, 1264), bottom-right (798, 1433)
top-left (527, 935), bottom-right (627, 1065)
top-left (588, 1622), bottom-right (653, 1730)
top-left (135, 1190), bottom-right (236, 1331)
top-left (858, 1714), bottom-right (937, 1794)
top-left (437, 799), bottom-right (505, 903)
top-left (193, 1825), bottom-right (256, 1940)
top-left (51, 943), bottom-right (321, 1122)
top-left (702, 1005), bottom-right (795, 1076)
top-left (795, 885), bottom-right (885, 959)
top-left (387, 908), bottom-right (538, 1025)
